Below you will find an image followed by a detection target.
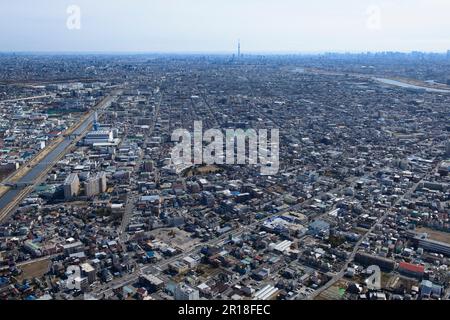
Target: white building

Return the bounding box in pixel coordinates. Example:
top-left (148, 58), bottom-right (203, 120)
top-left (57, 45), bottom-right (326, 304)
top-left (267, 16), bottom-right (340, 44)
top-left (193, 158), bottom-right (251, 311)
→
top-left (84, 130), bottom-right (114, 145)
top-left (80, 263), bottom-right (96, 284)
top-left (64, 173), bottom-right (80, 200)
top-left (84, 172), bottom-right (107, 197)
top-left (174, 283), bottom-right (200, 300)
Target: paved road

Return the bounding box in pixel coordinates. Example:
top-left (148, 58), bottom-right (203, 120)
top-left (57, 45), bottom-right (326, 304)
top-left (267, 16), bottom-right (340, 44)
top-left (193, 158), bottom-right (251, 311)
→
top-left (118, 89), bottom-right (162, 244)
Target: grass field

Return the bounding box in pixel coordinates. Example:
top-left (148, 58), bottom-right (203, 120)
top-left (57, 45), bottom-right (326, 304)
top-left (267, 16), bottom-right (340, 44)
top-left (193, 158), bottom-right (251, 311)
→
top-left (416, 227), bottom-right (450, 243)
top-left (314, 280), bottom-right (348, 300)
top-left (183, 165), bottom-right (223, 177)
top-left (0, 185), bottom-right (10, 198)
top-left (17, 259), bottom-right (51, 282)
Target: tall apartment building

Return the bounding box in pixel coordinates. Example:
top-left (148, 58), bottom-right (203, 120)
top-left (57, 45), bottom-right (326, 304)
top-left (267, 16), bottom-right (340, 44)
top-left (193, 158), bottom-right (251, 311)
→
top-left (143, 160), bottom-right (154, 172)
top-left (84, 172), bottom-right (107, 197)
top-left (80, 263), bottom-right (96, 284)
top-left (64, 173), bottom-right (80, 200)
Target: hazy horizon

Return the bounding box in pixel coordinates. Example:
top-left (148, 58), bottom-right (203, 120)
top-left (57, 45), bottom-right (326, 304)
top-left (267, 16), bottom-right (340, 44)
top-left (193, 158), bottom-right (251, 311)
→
top-left (1, 0), bottom-right (450, 53)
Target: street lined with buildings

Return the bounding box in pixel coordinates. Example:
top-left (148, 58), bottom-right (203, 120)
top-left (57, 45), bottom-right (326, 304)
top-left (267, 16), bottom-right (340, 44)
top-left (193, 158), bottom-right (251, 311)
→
top-left (0, 53), bottom-right (449, 301)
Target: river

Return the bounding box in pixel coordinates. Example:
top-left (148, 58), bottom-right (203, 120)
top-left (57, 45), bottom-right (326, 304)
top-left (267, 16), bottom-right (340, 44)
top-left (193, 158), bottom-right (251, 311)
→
top-left (374, 78), bottom-right (450, 93)
top-left (0, 113), bottom-right (95, 211)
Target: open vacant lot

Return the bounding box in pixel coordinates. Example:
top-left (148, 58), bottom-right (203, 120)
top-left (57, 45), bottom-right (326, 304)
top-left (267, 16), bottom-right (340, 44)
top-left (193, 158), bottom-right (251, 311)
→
top-left (416, 227), bottom-right (450, 243)
top-left (151, 228), bottom-right (201, 251)
top-left (315, 280), bottom-right (348, 300)
top-left (18, 259), bottom-right (51, 281)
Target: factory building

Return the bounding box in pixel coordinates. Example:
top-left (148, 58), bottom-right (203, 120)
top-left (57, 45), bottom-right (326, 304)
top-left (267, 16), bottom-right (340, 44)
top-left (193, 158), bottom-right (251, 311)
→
top-left (84, 130), bottom-right (114, 146)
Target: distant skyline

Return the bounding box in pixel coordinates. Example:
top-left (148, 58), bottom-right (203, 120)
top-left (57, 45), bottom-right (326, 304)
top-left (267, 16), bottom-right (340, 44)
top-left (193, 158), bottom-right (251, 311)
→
top-left (1, 0), bottom-right (450, 53)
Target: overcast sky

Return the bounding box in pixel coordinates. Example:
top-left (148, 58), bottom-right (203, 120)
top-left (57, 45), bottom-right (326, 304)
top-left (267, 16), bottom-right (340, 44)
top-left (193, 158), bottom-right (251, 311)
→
top-left (1, 0), bottom-right (450, 53)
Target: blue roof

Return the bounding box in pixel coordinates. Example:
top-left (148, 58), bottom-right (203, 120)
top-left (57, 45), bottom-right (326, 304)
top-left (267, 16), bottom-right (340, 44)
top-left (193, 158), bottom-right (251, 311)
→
top-left (141, 195), bottom-right (159, 202)
top-left (123, 286), bottom-right (134, 293)
top-left (309, 220), bottom-right (330, 229)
